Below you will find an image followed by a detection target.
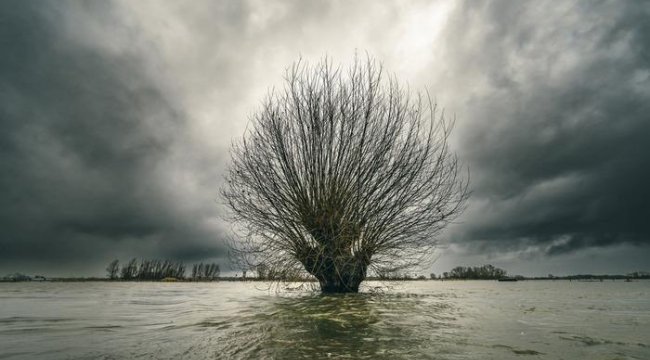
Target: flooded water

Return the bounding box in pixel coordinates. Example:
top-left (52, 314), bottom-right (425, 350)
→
top-left (1, 280), bottom-right (648, 359)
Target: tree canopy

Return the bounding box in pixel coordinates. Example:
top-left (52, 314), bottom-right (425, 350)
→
top-left (223, 56), bottom-right (469, 292)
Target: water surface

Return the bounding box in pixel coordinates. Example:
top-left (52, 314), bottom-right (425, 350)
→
top-left (1, 280), bottom-right (648, 359)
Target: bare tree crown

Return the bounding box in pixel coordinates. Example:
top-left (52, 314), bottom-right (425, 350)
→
top-left (222, 56), bottom-right (468, 292)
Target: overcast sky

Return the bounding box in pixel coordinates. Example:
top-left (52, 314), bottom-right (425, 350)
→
top-left (1, 0), bottom-right (649, 277)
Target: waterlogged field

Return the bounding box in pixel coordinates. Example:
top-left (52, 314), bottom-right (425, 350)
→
top-left (1, 280), bottom-right (648, 359)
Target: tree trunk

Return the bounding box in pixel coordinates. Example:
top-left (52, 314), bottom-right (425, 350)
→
top-left (300, 249), bottom-right (369, 293)
top-left (317, 273), bottom-right (363, 293)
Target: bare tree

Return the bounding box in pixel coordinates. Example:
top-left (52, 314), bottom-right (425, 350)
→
top-left (120, 258), bottom-right (138, 280)
top-left (106, 259), bottom-right (120, 280)
top-left (222, 56), bottom-right (469, 293)
top-left (190, 262), bottom-right (220, 280)
top-left (133, 259), bottom-right (186, 280)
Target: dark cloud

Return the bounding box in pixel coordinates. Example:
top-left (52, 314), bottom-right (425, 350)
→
top-left (0, 2), bottom-right (226, 274)
top-left (1, 0), bottom-right (648, 275)
top-left (440, 1), bottom-right (650, 255)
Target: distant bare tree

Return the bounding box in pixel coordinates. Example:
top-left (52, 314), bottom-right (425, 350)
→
top-left (191, 264), bottom-right (198, 280)
top-left (120, 258), bottom-right (138, 280)
top-left (106, 259), bottom-right (120, 280)
top-left (190, 262), bottom-right (220, 280)
top-left (134, 259), bottom-right (186, 280)
top-left (256, 264), bottom-right (269, 280)
top-left (222, 56), bottom-right (469, 293)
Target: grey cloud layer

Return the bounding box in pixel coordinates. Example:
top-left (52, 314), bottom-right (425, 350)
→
top-left (0, 2), bottom-right (226, 272)
top-left (439, 1), bottom-right (650, 255)
top-left (1, 0), bottom-right (648, 274)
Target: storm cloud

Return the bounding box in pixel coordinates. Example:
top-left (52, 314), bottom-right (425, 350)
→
top-left (1, 1), bottom-right (648, 275)
top-left (0, 2), bottom-right (227, 274)
top-left (437, 1), bottom-right (650, 257)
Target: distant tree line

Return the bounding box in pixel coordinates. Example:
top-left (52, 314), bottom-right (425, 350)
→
top-left (369, 264), bottom-right (508, 280)
top-left (374, 271), bottom-right (425, 280)
top-left (626, 271), bottom-right (650, 279)
top-left (106, 259), bottom-right (220, 281)
top-left (255, 264), bottom-right (304, 281)
top-left (440, 264), bottom-right (507, 280)
top-left (191, 263), bottom-right (220, 280)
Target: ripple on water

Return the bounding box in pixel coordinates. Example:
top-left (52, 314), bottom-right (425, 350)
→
top-left (1, 281), bottom-right (649, 359)
top-left (206, 292), bottom-right (464, 359)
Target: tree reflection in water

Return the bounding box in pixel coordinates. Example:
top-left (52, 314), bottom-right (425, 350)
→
top-left (214, 292), bottom-right (460, 359)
